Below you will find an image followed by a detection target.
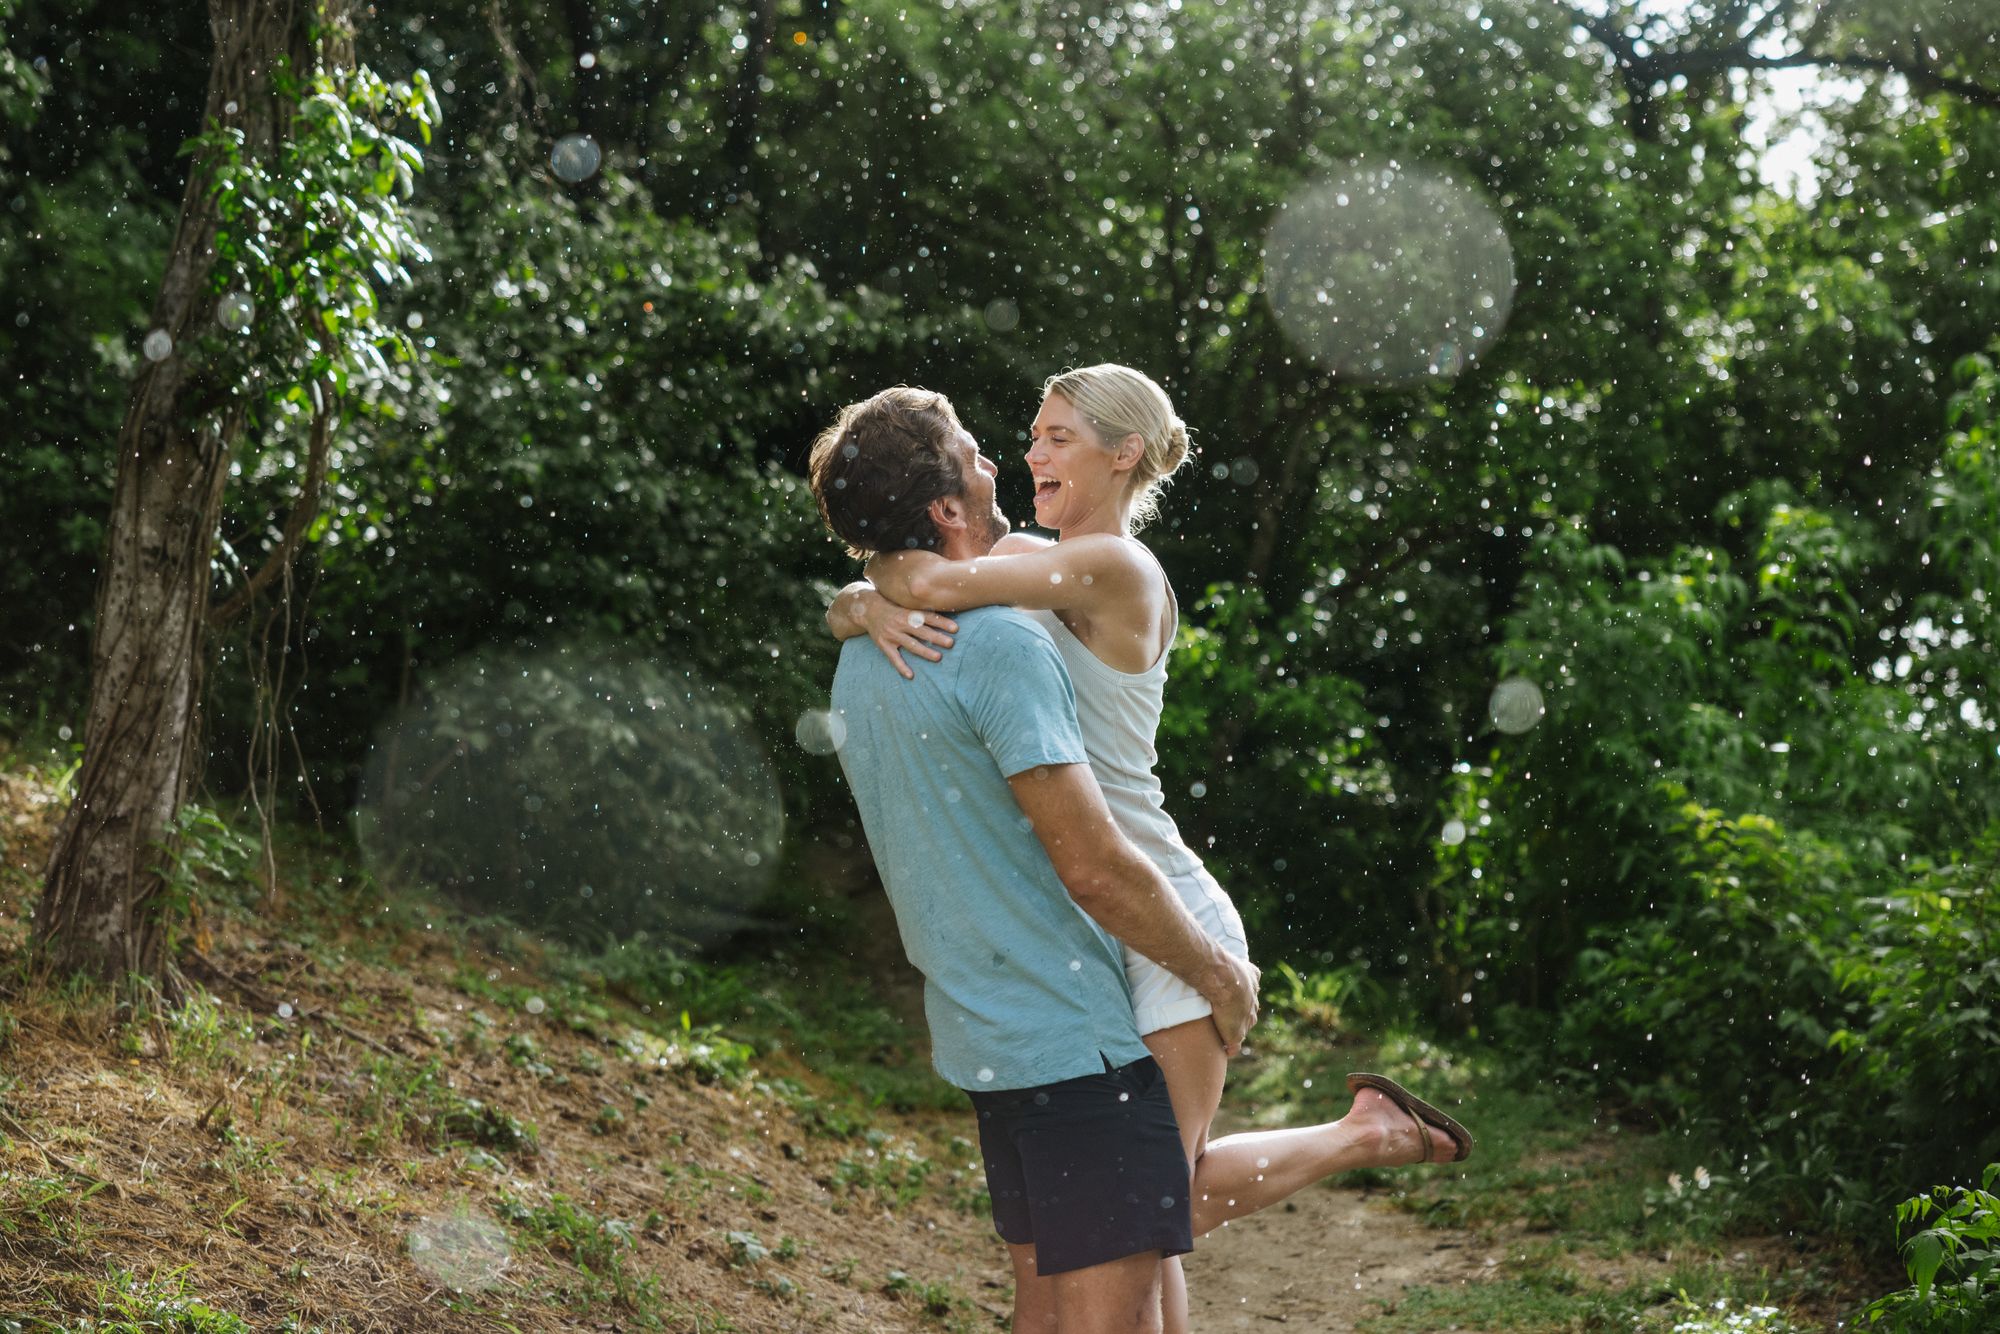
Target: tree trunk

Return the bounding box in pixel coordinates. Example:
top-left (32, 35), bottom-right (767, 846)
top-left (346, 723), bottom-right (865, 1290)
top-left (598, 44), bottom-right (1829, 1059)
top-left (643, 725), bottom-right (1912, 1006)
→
top-left (35, 0), bottom-right (346, 981)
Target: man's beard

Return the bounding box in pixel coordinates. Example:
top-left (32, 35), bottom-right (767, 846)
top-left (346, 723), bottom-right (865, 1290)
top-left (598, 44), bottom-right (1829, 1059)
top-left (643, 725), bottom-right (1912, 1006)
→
top-left (976, 506), bottom-right (1011, 553)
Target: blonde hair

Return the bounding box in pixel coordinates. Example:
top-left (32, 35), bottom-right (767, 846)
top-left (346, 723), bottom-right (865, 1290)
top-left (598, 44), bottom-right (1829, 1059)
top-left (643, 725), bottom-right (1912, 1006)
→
top-left (1040, 364), bottom-right (1193, 531)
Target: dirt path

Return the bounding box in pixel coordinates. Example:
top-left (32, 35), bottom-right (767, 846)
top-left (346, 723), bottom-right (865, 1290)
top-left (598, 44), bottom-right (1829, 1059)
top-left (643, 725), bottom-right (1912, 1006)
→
top-left (1184, 1124), bottom-right (1495, 1331)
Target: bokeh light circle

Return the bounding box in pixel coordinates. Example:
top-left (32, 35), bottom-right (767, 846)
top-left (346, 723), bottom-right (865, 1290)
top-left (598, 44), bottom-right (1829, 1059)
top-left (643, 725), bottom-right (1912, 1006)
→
top-left (216, 290), bottom-right (255, 333)
top-left (141, 329), bottom-right (173, 362)
top-left (355, 648), bottom-right (783, 949)
top-left (1488, 677), bottom-right (1546, 735)
top-left (550, 133), bottom-right (603, 183)
top-left (1440, 819), bottom-right (1468, 847)
top-left (408, 1213), bottom-right (510, 1293)
top-left (794, 709), bottom-right (847, 756)
top-left (1265, 160), bottom-right (1516, 383)
top-left (982, 298), bottom-right (1021, 332)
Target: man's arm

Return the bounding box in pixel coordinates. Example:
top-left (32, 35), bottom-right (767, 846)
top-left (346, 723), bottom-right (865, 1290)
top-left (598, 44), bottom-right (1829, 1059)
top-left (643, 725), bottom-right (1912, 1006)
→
top-left (1007, 763), bottom-right (1259, 1054)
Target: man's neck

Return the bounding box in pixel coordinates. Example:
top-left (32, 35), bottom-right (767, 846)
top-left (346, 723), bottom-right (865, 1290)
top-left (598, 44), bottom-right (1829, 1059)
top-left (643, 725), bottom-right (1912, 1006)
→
top-left (936, 531), bottom-right (995, 562)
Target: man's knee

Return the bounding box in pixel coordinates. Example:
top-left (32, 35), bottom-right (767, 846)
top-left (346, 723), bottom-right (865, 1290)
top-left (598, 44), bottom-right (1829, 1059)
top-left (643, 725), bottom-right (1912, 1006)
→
top-left (1051, 1250), bottom-right (1165, 1333)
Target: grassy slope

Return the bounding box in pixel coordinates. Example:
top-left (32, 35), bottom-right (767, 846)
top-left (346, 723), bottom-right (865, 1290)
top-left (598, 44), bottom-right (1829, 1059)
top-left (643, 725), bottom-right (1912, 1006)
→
top-left (0, 756), bottom-right (1010, 1332)
top-left (0, 750), bottom-right (1889, 1332)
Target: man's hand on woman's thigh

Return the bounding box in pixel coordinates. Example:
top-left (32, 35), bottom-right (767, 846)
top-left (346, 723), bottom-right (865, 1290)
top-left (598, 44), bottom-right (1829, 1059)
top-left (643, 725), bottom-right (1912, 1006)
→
top-left (1206, 954), bottom-right (1260, 1056)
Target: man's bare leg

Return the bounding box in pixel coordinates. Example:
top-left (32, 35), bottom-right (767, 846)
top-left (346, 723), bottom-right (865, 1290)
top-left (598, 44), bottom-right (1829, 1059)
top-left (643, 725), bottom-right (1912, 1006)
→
top-left (1145, 1019), bottom-right (1228, 1334)
top-left (1008, 1243), bottom-right (1056, 1334)
top-left (1011, 1242), bottom-right (1167, 1333)
top-left (1051, 1247), bottom-right (1166, 1333)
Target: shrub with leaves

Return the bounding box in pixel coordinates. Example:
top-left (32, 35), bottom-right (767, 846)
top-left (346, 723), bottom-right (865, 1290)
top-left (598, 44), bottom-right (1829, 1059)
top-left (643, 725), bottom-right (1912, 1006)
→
top-left (1864, 1163), bottom-right (2000, 1333)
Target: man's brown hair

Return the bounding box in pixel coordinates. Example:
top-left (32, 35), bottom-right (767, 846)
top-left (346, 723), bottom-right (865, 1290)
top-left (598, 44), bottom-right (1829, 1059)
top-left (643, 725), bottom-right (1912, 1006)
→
top-left (807, 387), bottom-right (965, 559)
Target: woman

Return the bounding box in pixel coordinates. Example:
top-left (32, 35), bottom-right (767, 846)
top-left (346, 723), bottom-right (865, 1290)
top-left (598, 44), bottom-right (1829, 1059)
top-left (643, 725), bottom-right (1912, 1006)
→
top-left (828, 364), bottom-right (1470, 1327)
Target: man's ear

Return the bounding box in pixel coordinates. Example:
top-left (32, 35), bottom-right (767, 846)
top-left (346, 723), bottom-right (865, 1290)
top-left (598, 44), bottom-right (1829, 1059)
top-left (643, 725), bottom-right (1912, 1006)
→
top-left (929, 493), bottom-right (966, 533)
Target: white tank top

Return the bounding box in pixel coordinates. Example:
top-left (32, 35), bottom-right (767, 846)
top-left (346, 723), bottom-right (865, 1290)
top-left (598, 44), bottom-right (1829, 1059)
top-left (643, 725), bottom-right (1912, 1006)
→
top-left (1024, 559), bottom-right (1202, 878)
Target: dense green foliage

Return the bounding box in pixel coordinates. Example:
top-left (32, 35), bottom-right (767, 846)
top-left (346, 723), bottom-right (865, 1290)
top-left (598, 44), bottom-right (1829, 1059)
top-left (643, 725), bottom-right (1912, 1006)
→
top-left (2, 0), bottom-right (1995, 1249)
top-left (1865, 1163), bottom-right (2000, 1333)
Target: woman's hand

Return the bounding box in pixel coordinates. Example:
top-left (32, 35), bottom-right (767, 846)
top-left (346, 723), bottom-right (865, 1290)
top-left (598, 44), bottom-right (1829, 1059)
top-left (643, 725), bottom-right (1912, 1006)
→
top-left (832, 585), bottom-right (958, 680)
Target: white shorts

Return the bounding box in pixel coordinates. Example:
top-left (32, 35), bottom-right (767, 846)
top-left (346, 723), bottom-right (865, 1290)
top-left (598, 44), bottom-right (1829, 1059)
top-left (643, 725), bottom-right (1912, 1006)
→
top-left (1124, 865), bottom-right (1251, 1036)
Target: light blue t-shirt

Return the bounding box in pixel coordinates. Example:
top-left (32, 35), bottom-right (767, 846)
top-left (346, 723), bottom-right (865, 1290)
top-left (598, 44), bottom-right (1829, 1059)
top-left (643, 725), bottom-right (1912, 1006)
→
top-left (831, 606), bottom-right (1150, 1091)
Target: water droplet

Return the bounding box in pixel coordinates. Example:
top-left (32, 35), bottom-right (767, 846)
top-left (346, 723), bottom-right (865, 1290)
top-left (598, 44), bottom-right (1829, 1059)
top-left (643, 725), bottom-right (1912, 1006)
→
top-left (1265, 160), bottom-right (1516, 383)
top-left (795, 709), bottom-right (847, 755)
top-left (550, 133), bottom-right (603, 183)
top-left (976, 1068), bottom-right (995, 1083)
top-left (1488, 677), bottom-right (1545, 734)
top-left (142, 329), bottom-right (172, 362)
top-left (1068, 959), bottom-right (1082, 971)
top-left (1440, 819), bottom-right (1468, 847)
top-left (408, 1213), bottom-right (511, 1292)
top-left (276, 1002), bottom-right (294, 1019)
top-left (982, 298), bottom-right (1020, 332)
top-left (525, 996), bottom-right (545, 1015)
top-left (216, 290), bottom-right (255, 333)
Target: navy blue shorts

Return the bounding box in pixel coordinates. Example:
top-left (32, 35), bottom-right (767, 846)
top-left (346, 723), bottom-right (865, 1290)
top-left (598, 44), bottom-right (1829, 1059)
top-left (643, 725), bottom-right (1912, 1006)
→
top-left (968, 1055), bottom-right (1193, 1276)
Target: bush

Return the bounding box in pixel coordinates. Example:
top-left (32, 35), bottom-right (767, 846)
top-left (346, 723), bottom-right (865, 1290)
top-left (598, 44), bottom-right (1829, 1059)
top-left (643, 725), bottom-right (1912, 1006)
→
top-left (1863, 1163), bottom-right (2000, 1333)
top-left (1555, 799), bottom-right (2000, 1236)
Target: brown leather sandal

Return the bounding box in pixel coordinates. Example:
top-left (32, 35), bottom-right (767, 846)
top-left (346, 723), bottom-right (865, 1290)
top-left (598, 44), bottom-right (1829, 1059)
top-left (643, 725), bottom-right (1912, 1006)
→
top-left (1345, 1072), bottom-right (1475, 1164)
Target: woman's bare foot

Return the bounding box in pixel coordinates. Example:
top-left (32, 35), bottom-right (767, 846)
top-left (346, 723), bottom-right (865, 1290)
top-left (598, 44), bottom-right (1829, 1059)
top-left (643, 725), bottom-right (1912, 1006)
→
top-left (1344, 1087), bottom-right (1467, 1166)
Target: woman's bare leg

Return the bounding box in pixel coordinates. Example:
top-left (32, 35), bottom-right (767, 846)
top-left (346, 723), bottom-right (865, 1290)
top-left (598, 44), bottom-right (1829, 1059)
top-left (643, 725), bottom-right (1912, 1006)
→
top-left (1188, 1088), bottom-right (1465, 1235)
top-left (1143, 1016), bottom-right (1470, 1322)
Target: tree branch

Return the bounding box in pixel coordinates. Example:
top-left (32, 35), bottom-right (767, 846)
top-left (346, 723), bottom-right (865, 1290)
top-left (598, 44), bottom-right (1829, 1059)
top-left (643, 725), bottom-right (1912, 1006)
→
top-left (209, 392), bottom-right (334, 627)
top-left (1550, 0), bottom-right (2000, 114)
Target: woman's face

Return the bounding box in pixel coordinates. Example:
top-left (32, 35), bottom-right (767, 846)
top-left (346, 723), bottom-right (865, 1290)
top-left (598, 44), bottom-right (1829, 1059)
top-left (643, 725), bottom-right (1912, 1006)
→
top-left (1026, 392), bottom-right (1126, 530)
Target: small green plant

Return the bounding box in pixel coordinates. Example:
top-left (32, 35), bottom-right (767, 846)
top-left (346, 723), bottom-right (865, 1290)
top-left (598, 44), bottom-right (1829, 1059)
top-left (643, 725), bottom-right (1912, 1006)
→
top-left (751, 1274), bottom-right (799, 1300)
top-left (85, 1262), bottom-right (256, 1333)
top-left (883, 1270), bottom-right (969, 1324)
top-left (164, 987), bottom-right (254, 1071)
top-left (828, 1136), bottom-right (937, 1211)
top-left (1667, 1297), bottom-right (1805, 1333)
top-left (505, 1031), bottom-right (555, 1078)
top-left (0, 1170), bottom-right (103, 1244)
top-left (1863, 1162), bottom-right (2000, 1333)
top-left (1642, 1164), bottom-right (1740, 1239)
top-left (496, 1192), bottom-right (654, 1314)
top-left (435, 1095), bottom-right (537, 1155)
top-left (342, 1056), bottom-right (537, 1156)
top-left (660, 1159), bottom-right (716, 1204)
top-left (725, 1230), bottom-right (770, 1266)
top-left (155, 804), bottom-right (258, 952)
top-left (1264, 960), bottom-right (1385, 1038)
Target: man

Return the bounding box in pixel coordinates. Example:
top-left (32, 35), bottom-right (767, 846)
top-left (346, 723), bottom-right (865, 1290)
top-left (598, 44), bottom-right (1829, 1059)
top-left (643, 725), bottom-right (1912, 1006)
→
top-left (808, 385), bottom-right (1260, 1332)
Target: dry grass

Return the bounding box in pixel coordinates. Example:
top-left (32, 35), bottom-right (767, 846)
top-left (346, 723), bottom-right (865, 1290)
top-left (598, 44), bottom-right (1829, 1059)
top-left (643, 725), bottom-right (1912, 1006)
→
top-left (0, 762), bottom-right (1012, 1332)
